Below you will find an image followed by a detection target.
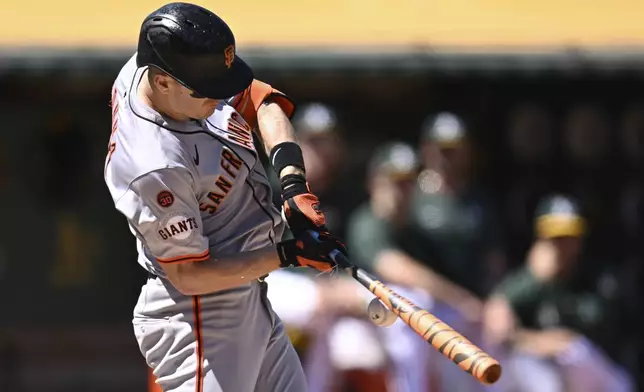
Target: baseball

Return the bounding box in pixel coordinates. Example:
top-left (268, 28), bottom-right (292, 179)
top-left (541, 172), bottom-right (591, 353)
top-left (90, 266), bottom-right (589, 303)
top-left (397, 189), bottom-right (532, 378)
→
top-left (367, 298), bottom-right (397, 327)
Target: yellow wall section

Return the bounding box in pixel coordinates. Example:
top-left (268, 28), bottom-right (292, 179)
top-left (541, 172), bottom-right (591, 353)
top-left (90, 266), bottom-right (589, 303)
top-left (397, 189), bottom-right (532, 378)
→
top-left (1, 0), bottom-right (643, 47)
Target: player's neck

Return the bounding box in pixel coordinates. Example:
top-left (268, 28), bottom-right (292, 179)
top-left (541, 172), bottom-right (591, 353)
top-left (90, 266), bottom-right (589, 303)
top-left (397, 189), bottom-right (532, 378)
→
top-left (138, 71), bottom-right (190, 122)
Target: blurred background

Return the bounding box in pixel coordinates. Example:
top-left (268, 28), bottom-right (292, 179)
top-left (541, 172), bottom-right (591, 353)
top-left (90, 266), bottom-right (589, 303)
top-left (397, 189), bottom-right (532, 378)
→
top-left (1, 0), bottom-right (644, 391)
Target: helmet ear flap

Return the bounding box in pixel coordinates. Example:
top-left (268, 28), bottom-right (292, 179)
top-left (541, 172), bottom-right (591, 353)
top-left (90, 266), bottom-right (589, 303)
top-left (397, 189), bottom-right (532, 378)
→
top-left (136, 11), bottom-right (181, 70)
top-left (141, 25), bottom-right (177, 74)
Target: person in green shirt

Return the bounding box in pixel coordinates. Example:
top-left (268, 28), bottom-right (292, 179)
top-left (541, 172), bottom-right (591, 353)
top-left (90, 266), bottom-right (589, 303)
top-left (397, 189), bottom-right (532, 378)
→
top-left (347, 141), bottom-right (486, 392)
top-left (412, 111), bottom-right (507, 298)
top-left (483, 194), bottom-right (635, 392)
top-left (264, 104), bottom-right (388, 392)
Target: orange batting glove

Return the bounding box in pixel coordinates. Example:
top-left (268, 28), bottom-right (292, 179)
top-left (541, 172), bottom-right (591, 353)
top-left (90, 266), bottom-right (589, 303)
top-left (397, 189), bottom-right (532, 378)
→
top-left (280, 173), bottom-right (327, 234)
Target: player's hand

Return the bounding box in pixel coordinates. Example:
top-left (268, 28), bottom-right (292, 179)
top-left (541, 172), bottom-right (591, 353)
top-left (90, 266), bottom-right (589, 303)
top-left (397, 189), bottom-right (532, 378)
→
top-left (277, 229), bottom-right (349, 273)
top-left (280, 173), bottom-right (326, 234)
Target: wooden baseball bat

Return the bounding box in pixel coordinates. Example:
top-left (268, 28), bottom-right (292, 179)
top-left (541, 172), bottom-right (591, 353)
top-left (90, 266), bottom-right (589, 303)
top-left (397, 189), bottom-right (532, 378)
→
top-left (331, 251), bottom-right (502, 385)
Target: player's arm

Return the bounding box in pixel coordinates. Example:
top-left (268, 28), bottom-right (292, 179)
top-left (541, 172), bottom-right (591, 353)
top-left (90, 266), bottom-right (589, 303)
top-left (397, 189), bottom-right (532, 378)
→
top-left (242, 79), bottom-right (300, 177)
top-left (168, 230), bottom-right (346, 296)
top-left (256, 101), bottom-right (297, 167)
top-left (117, 168), bottom-right (343, 295)
top-left (228, 79), bottom-right (296, 159)
top-left (118, 168), bottom-right (280, 294)
top-left (230, 80), bottom-right (328, 234)
top-left (258, 102), bottom-right (332, 235)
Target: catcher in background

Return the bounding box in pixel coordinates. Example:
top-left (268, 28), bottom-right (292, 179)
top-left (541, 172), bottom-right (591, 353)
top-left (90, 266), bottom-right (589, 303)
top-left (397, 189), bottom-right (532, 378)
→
top-left (483, 194), bottom-right (635, 392)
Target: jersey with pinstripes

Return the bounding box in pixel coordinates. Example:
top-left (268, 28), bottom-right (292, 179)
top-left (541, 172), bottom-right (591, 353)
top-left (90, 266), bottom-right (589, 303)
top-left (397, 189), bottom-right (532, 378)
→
top-left (105, 55), bottom-right (305, 392)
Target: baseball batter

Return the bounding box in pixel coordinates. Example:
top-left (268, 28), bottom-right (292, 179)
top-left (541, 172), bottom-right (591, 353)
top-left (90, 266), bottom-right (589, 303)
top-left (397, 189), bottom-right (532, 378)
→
top-left (104, 3), bottom-right (348, 391)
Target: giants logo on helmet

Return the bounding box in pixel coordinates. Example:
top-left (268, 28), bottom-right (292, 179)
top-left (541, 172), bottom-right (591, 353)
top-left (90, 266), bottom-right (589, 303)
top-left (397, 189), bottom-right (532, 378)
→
top-left (224, 45), bottom-right (235, 69)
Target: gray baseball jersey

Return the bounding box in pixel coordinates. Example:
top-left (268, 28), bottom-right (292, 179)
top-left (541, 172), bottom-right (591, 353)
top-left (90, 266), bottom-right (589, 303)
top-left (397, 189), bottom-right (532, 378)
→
top-left (104, 55), bottom-right (305, 392)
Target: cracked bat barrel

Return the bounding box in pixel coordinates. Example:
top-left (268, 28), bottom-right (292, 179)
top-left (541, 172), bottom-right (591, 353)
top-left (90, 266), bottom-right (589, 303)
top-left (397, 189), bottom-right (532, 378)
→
top-left (334, 252), bottom-right (502, 385)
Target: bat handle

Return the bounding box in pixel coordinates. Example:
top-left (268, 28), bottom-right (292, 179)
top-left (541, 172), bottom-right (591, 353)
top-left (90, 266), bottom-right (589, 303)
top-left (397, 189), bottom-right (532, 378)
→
top-left (329, 250), bottom-right (358, 277)
top-left (329, 248), bottom-right (346, 263)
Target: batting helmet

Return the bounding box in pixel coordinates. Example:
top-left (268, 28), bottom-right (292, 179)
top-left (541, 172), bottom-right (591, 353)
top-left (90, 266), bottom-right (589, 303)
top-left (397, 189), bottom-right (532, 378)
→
top-left (136, 2), bottom-right (253, 100)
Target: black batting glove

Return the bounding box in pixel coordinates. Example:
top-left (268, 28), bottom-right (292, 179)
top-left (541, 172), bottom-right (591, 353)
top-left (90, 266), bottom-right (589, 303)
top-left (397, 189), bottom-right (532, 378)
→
top-left (277, 229), bottom-right (349, 273)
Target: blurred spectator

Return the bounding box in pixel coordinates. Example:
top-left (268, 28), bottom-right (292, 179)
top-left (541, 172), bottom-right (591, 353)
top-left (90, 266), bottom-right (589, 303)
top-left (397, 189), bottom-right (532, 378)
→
top-left (291, 103), bottom-right (366, 240)
top-left (562, 104), bottom-right (618, 262)
top-left (563, 104), bottom-right (611, 169)
top-left (265, 104), bottom-right (389, 392)
top-left (504, 103), bottom-right (556, 266)
top-left (617, 181), bottom-right (644, 383)
top-left (265, 267), bottom-right (387, 392)
top-left (619, 182), bottom-right (644, 242)
top-left (346, 141), bottom-right (482, 392)
top-left (483, 194), bottom-right (635, 392)
top-left (37, 111), bottom-right (98, 289)
top-left (619, 103), bottom-right (644, 168)
top-left (0, 135), bottom-right (6, 190)
top-left (506, 103), bottom-right (556, 168)
top-left (0, 137), bottom-right (6, 283)
top-left (414, 112), bottom-right (507, 297)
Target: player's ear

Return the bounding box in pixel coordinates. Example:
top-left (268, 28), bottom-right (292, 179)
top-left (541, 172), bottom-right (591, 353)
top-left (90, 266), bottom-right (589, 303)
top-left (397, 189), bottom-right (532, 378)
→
top-left (153, 73), bottom-right (172, 95)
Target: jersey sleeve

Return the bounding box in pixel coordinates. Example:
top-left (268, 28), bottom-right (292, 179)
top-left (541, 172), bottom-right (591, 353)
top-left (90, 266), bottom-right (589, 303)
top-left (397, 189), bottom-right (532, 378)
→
top-left (115, 168), bottom-right (210, 264)
top-left (228, 79), bottom-right (295, 129)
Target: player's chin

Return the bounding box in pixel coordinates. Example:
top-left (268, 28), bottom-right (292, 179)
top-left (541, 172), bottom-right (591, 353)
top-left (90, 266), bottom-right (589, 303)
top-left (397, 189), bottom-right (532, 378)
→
top-left (192, 106), bottom-right (217, 120)
top-left (203, 104), bottom-right (219, 117)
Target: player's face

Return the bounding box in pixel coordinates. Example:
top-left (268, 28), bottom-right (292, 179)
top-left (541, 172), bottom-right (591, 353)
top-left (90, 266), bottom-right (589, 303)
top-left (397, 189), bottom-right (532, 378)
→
top-left (167, 80), bottom-right (221, 120)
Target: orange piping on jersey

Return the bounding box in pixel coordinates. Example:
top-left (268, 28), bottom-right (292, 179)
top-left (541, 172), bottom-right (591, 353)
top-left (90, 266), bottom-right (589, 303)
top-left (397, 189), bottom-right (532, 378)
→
top-left (192, 296), bottom-right (204, 392)
top-left (147, 367), bottom-right (163, 392)
top-left (105, 86), bottom-right (120, 169)
top-left (156, 249), bottom-right (210, 264)
top-left (230, 87), bottom-right (249, 112)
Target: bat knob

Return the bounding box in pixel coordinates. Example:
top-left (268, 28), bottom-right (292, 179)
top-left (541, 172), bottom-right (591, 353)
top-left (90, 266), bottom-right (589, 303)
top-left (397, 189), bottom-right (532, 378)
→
top-left (367, 298), bottom-right (397, 327)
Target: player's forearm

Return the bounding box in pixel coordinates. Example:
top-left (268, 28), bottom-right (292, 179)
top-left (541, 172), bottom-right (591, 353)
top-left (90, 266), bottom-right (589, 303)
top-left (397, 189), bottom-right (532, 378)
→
top-left (256, 102), bottom-right (303, 178)
top-left (257, 102), bottom-right (296, 152)
top-left (171, 247), bottom-right (282, 295)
